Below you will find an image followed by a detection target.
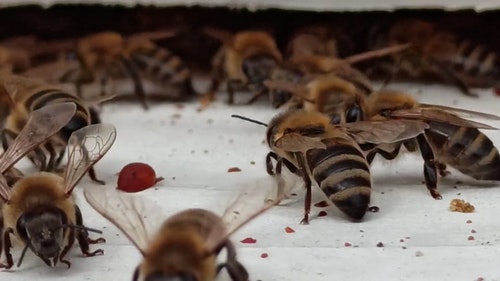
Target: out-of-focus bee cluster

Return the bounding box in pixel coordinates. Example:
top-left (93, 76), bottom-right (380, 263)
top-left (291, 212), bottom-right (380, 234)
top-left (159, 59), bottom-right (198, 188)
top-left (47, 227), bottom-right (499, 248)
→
top-left (0, 6), bottom-right (500, 281)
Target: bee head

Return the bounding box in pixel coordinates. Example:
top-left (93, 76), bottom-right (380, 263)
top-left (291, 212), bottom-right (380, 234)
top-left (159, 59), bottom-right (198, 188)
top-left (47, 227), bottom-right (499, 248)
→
top-left (242, 55), bottom-right (277, 89)
top-left (17, 207), bottom-right (67, 266)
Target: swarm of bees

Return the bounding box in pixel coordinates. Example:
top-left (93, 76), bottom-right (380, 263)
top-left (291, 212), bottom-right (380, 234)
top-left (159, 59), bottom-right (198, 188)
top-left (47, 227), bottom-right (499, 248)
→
top-left (0, 13), bottom-right (499, 281)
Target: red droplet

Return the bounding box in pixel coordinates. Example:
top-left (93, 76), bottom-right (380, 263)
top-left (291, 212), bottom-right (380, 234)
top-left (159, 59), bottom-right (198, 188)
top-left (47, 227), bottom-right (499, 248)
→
top-left (494, 88), bottom-right (500, 96)
top-left (468, 236), bottom-right (475, 241)
top-left (466, 220), bottom-right (473, 224)
top-left (344, 242), bottom-right (352, 247)
top-left (471, 229), bottom-right (477, 233)
top-left (260, 253), bottom-right (268, 258)
top-left (376, 242), bottom-right (384, 247)
top-left (227, 167), bottom-right (242, 173)
top-left (399, 239), bottom-right (404, 242)
top-left (240, 237), bottom-right (257, 244)
top-left (314, 200), bottom-right (329, 207)
top-left (284, 226), bottom-right (295, 233)
top-left (117, 162), bottom-right (164, 193)
top-left (318, 211), bottom-right (328, 217)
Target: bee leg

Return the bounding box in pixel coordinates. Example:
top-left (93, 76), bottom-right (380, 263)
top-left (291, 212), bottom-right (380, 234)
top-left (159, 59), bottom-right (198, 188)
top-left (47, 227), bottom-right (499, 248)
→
top-left (227, 79), bottom-right (241, 105)
top-left (120, 57), bottom-right (149, 110)
top-left (58, 231), bottom-right (75, 269)
top-left (216, 241), bottom-right (249, 281)
top-left (75, 205), bottom-right (105, 257)
top-left (45, 142), bottom-right (58, 171)
top-left (245, 88), bottom-right (267, 105)
top-left (416, 134), bottom-right (441, 199)
top-left (87, 166), bottom-right (106, 185)
top-left (295, 153), bottom-right (312, 224)
top-left (266, 152), bottom-right (278, 175)
top-left (0, 228), bottom-right (14, 269)
top-left (55, 148), bottom-right (66, 168)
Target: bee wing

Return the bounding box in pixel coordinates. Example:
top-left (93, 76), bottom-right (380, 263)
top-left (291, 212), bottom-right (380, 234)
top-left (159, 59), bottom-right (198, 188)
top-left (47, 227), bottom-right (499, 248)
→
top-left (274, 132), bottom-right (327, 152)
top-left (0, 102), bottom-right (77, 174)
top-left (205, 177), bottom-right (283, 254)
top-left (0, 173), bottom-right (11, 202)
top-left (83, 186), bottom-right (163, 255)
top-left (341, 120), bottom-right (429, 144)
top-left (391, 106), bottom-right (499, 130)
top-left (419, 103), bottom-right (500, 120)
top-left (63, 124), bottom-right (117, 195)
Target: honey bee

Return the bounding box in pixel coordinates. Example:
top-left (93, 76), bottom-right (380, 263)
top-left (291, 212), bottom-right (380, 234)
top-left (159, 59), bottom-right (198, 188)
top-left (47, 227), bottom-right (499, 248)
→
top-left (61, 30), bottom-right (194, 109)
top-left (264, 73), bottom-right (368, 124)
top-left (234, 109), bottom-right (428, 223)
top-left (1, 75), bottom-right (107, 184)
top-left (363, 91), bottom-right (500, 198)
top-left (201, 28), bottom-right (283, 107)
top-left (369, 19), bottom-right (500, 96)
top-left (265, 44), bottom-right (411, 110)
top-left (0, 113), bottom-right (116, 269)
top-left (83, 179), bottom-right (281, 281)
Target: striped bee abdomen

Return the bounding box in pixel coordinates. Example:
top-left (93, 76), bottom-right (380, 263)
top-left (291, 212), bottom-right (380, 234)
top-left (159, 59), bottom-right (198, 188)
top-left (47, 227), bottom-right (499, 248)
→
top-left (25, 89), bottom-right (89, 141)
top-left (131, 47), bottom-right (193, 99)
top-left (306, 137), bottom-right (371, 220)
top-left (427, 124), bottom-right (500, 181)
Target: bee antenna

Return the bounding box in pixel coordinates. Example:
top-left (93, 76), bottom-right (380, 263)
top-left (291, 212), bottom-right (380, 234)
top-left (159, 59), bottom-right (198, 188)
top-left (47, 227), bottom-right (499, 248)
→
top-left (17, 244), bottom-right (30, 268)
top-left (61, 224), bottom-right (103, 234)
top-left (231, 114), bottom-right (268, 127)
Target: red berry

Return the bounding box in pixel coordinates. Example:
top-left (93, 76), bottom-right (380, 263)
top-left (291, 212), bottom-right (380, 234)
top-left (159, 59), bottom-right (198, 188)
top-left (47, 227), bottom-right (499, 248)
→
top-left (117, 162), bottom-right (164, 193)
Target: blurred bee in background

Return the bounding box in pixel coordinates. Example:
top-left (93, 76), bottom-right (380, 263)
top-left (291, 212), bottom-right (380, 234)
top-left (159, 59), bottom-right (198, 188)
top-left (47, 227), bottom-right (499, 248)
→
top-left (201, 28), bottom-right (283, 107)
top-left (0, 75), bottom-right (107, 184)
top-left (0, 104), bottom-right (116, 269)
top-left (265, 43), bottom-right (410, 110)
top-left (368, 19), bottom-right (500, 96)
top-left (84, 178), bottom-right (282, 281)
top-left (234, 109), bottom-right (427, 223)
top-left (363, 90), bottom-right (500, 199)
top-left (60, 30), bottom-right (195, 109)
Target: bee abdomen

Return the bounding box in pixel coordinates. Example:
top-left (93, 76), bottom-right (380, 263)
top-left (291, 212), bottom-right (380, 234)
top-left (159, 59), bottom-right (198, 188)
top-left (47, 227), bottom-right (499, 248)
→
top-left (453, 40), bottom-right (498, 77)
top-left (25, 89), bottom-right (89, 141)
top-left (448, 127), bottom-right (500, 180)
top-left (133, 47), bottom-right (191, 85)
top-left (307, 142), bottom-right (371, 220)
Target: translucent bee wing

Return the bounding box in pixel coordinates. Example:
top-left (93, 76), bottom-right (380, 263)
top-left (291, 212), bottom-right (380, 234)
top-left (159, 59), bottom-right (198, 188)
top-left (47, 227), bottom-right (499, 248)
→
top-left (390, 108), bottom-right (498, 130)
top-left (205, 177), bottom-right (283, 254)
top-left (274, 133), bottom-right (327, 152)
top-left (63, 124), bottom-right (117, 195)
top-left (342, 119), bottom-right (429, 144)
top-left (0, 102), bottom-right (77, 173)
top-left (0, 173), bottom-right (10, 202)
top-left (419, 103), bottom-right (500, 120)
top-left (83, 186), bottom-right (162, 255)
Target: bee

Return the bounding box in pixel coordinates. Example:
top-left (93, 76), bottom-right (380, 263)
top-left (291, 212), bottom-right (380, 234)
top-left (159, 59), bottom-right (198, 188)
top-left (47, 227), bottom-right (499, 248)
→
top-left (0, 106), bottom-right (116, 269)
top-left (265, 44), bottom-right (411, 110)
top-left (61, 30), bottom-right (193, 109)
top-left (369, 19), bottom-right (500, 96)
top-left (363, 91), bottom-right (500, 199)
top-left (201, 28), bottom-right (283, 107)
top-left (233, 109), bottom-right (428, 223)
top-left (83, 178), bottom-right (282, 281)
top-left (264, 73), bottom-right (368, 124)
top-left (0, 75), bottom-right (107, 184)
